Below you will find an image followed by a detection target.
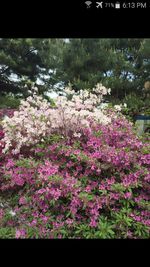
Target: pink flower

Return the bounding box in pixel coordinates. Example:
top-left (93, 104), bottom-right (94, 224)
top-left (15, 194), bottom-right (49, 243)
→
top-left (5, 159), bottom-right (15, 169)
top-left (30, 219), bottom-right (37, 226)
top-left (57, 234), bottom-right (63, 239)
top-left (66, 219), bottom-right (74, 225)
top-left (19, 196), bottom-right (27, 205)
top-left (15, 229), bottom-right (26, 239)
top-left (0, 209), bottom-right (4, 219)
top-left (89, 219), bottom-right (97, 228)
top-left (91, 165), bottom-right (96, 170)
top-left (99, 184), bottom-right (106, 190)
top-left (85, 185), bottom-right (92, 192)
top-left (107, 177), bottom-right (115, 185)
top-left (37, 188), bottom-right (46, 194)
top-left (41, 216), bottom-right (48, 223)
top-left (13, 175), bottom-right (25, 186)
top-left (124, 192), bottom-right (132, 199)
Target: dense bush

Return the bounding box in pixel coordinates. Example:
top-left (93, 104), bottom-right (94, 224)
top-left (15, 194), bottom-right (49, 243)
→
top-left (0, 86), bottom-right (149, 239)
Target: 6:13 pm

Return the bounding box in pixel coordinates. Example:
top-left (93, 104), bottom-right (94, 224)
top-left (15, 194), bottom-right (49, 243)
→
top-left (123, 2), bottom-right (136, 8)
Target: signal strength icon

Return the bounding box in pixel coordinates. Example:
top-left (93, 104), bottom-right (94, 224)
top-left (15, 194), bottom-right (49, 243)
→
top-left (85, 1), bottom-right (92, 8)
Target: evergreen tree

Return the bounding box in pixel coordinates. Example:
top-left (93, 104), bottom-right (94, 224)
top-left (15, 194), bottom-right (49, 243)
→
top-left (0, 38), bottom-right (65, 96)
top-left (55, 38), bottom-right (150, 99)
top-left (0, 38), bottom-right (149, 100)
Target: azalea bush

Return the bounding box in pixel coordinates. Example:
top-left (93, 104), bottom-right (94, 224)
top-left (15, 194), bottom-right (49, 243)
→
top-left (0, 84), bottom-right (150, 239)
top-left (2, 84), bottom-right (111, 154)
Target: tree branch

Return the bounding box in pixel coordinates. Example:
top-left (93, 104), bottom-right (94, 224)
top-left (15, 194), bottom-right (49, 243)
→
top-left (0, 67), bottom-right (10, 75)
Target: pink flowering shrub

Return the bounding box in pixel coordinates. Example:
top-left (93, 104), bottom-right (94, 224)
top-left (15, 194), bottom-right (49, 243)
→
top-left (0, 112), bottom-right (149, 238)
top-left (0, 84), bottom-right (149, 238)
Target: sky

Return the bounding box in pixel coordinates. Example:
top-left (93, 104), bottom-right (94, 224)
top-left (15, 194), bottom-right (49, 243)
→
top-left (9, 73), bottom-right (59, 99)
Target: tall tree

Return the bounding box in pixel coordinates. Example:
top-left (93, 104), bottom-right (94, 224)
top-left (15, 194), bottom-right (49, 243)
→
top-left (0, 38), bottom-right (149, 100)
top-left (0, 38), bottom-right (65, 96)
top-left (53, 38), bottom-right (150, 99)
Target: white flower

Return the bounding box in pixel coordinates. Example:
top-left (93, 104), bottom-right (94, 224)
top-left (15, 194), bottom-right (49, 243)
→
top-left (108, 88), bottom-right (111, 94)
top-left (73, 132), bottom-right (81, 138)
top-left (100, 103), bottom-right (109, 109)
top-left (114, 105), bottom-right (122, 111)
top-left (123, 103), bottom-right (127, 108)
top-left (9, 210), bottom-right (16, 217)
top-left (65, 87), bottom-right (72, 94)
top-left (33, 87), bottom-right (38, 92)
top-left (12, 149), bottom-right (19, 155)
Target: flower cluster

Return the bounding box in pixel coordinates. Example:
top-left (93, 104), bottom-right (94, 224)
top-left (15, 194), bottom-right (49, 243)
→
top-left (1, 84), bottom-right (111, 154)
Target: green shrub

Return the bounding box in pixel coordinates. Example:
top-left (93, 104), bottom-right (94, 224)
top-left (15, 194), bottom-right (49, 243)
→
top-left (0, 95), bottom-right (20, 109)
top-left (122, 93), bottom-right (150, 119)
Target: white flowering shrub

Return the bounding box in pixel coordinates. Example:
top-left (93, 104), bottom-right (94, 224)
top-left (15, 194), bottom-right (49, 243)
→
top-left (2, 84), bottom-right (111, 154)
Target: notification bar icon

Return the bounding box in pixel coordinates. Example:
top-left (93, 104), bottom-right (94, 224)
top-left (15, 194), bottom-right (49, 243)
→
top-left (115, 2), bottom-right (120, 8)
top-left (96, 2), bottom-right (103, 8)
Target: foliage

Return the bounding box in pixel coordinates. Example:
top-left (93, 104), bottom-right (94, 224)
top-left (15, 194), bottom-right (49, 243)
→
top-left (118, 93), bottom-right (150, 122)
top-left (0, 227), bottom-right (15, 239)
top-left (0, 38), bottom-right (65, 96)
top-left (0, 95), bottom-right (20, 109)
top-left (1, 38), bottom-right (150, 101)
top-left (52, 39), bottom-right (150, 99)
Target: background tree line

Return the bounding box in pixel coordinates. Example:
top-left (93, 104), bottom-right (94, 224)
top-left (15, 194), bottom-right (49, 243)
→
top-left (0, 38), bottom-right (150, 101)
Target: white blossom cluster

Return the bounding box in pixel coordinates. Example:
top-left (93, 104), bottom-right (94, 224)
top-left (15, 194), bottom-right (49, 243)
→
top-left (2, 84), bottom-right (112, 154)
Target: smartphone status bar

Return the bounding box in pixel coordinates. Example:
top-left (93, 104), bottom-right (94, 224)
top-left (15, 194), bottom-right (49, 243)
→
top-left (84, 2), bottom-right (148, 9)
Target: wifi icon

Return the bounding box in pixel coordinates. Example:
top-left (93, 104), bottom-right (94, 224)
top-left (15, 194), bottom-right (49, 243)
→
top-left (85, 1), bottom-right (92, 8)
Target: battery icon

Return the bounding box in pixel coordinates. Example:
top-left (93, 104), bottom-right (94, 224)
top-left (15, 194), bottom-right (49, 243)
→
top-left (115, 2), bottom-right (120, 8)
